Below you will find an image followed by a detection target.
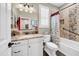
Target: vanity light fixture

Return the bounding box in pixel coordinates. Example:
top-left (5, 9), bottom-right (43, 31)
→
top-left (16, 3), bottom-right (35, 13)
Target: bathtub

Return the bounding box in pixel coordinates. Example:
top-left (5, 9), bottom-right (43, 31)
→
top-left (59, 38), bottom-right (79, 56)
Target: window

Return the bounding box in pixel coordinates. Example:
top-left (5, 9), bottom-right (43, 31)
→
top-left (39, 5), bottom-right (49, 28)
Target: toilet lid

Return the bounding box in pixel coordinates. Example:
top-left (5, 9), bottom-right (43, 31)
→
top-left (46, 42), bottom-right (58, 49)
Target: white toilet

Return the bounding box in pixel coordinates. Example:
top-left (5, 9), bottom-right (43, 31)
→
top-left (43, 35), bottom-right (58, 56)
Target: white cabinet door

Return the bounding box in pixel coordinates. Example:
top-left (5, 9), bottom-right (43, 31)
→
top-left (0, 3), bottom-right (11, 56)
top-left (29, 38), bottom-right (43, 56)
top-left (12, 40), bottom-right (28, 56)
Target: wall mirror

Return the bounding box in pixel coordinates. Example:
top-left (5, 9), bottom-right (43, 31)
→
top-left (11, 3), bottom-right (39, 34)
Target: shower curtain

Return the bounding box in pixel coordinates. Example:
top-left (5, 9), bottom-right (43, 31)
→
top-left (50, 12), bottom-right (60, 44)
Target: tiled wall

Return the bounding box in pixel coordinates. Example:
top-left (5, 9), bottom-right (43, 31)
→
top-left (59, 3), bottom-right (79, 42)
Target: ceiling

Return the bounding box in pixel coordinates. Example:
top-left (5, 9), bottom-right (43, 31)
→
top-left (50, 3), bottom-right (67, 8)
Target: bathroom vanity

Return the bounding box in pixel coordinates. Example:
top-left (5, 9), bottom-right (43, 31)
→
top-left (11, 34), bottom-right (44, 56)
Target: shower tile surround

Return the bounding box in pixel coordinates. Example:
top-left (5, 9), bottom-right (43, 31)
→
top-left (60, 4), bottom-right (79, 42)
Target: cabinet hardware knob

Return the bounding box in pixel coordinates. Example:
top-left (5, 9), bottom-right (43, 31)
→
top-left (8, 42), bottom-right (14, 48)
top-left (14, 51), bottom-right (21, 53)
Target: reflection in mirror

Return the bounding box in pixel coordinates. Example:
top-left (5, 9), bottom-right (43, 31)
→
top-left (11, 3), bottom-right (39, 35)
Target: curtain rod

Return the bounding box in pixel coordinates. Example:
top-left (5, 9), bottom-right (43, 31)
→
top-left (59, 3), bottom-right (76, 11)
top-left (51, 11), bottom-right (59, 16)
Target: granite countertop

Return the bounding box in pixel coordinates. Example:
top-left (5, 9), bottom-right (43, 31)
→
top-left (11, 34), bottom-right (44, 42)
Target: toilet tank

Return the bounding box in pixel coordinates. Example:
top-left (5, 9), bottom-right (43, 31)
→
top-left (43, 35), bottom-right (50, 42)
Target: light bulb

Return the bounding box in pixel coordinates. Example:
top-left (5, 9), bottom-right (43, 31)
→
top-left (29, 10), bottom-right (33, 13)
top-left (25, 9), bottom-right (28, 12)
top-left (25, 5), bottom-right (28, 9)
top-left (25, 5), bottom-right (28, 12)
top-left (19, 8), bottom-right (23, 11)
top-left (30, 7), bottom-right (34, 11)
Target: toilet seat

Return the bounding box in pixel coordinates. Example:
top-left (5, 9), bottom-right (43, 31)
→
top-left (46, 42), bottom-right (58, 49)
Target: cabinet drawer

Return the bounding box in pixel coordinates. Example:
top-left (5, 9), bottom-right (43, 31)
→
top-left (12, 45), bottom-right (28, 56)
top-left (12, 40), bottom-right (28, 47)
top-left (12, 50), bottom-right (23, 56)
